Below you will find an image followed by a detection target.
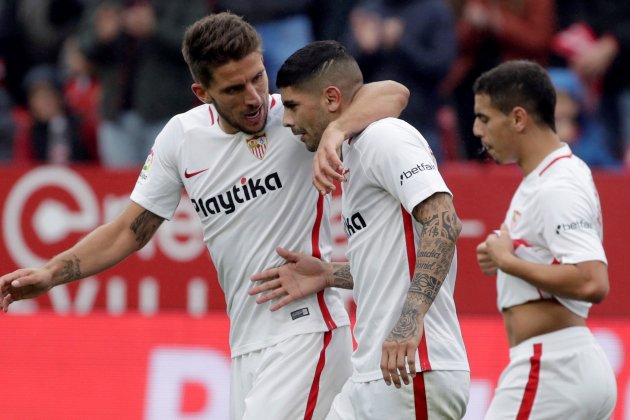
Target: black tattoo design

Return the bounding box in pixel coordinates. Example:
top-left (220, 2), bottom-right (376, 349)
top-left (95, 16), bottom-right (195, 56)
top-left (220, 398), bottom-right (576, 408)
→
top-left (387, 297), bottom-right (422, 341)
top-left (332, 264), bottom-right (354, 289)
top-left (130, 210), bottom-right (164, 248)
top-left (409, 273), bottom-right (442, 305)
top-left (388, 193), bottom-right (460, 340)
top-left (61, 254), bottom-right (82, 283)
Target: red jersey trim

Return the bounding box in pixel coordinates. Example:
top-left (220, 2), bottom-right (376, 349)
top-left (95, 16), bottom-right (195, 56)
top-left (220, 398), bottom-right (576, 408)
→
top-left (313, 194), bottom-right (337, 331)
top-left (513, 238), bottom-right (531, 249)
top-left (207, 106), bottom-right (215, 126)
top-left (538, 153), bottom-right (572, 176)
top-left (401, 207), bottom-right (432, 371)
top-left (270, 96), bottom-right (277, 109)
top-left (516, 343), bottom-right (543, 420)
top-left (303, 330), bottom-right (333, 420)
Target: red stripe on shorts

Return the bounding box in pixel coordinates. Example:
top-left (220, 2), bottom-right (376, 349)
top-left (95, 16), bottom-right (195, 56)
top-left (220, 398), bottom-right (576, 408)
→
top-left (303, 330), bottom-right (333, 420)
top-left (516, 342), bottom-right (543, 420)
top-left (401, 207), bottom-right (432, 370)
top-left (413, 372), bottom-right (429, 420)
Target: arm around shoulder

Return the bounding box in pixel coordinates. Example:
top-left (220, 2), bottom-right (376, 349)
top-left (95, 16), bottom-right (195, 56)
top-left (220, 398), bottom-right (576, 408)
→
top-left (313, 81), bottom-right (409, 193)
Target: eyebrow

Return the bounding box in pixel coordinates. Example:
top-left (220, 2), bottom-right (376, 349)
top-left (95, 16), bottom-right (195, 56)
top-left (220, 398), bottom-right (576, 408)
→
top-left (221, 83), bottom-right (245, 92)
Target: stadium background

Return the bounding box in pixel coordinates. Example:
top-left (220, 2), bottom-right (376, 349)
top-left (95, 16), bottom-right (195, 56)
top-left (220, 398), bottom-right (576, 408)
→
top-left (1, 163), bottom-right (629, 419)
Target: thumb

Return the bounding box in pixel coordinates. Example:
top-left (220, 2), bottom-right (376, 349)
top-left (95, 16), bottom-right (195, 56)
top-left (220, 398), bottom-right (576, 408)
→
top-left (276, 246), bottom-right (299, 263)
top-left (500, 223), bottom-right (510, 235)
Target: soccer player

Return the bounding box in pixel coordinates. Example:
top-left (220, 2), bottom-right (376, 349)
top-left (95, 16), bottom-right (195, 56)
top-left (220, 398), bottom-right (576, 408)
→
top-left (473, 60), bottom-right (617, 419)
top-left (250, 40), bottom-right (470, 419)
top-left (0, 13), bottom-right (409, 420)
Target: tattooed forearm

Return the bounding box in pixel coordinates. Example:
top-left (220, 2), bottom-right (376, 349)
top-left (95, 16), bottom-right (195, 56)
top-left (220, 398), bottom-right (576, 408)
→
top-left (330, 263), bottom-right (354, 289)
top-left (60, 254), bottom-right (82, 283)
top-left (409, 273), bottom-right (442, 305)
top-left (130, 210), bottom-right (164, 248)
top-left (387, 295), bottom-right (423, 340)
top-left (392, 193), bottom-right (460, 327)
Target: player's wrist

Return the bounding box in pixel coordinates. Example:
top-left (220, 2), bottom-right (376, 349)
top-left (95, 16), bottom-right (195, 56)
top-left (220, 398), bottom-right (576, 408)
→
top-left (496, 251), bottom-right (517, 274)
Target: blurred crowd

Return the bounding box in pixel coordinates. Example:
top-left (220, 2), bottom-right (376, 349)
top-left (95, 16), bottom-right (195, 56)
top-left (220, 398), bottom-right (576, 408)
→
top-left (0, 0), bottom-right (628, 169)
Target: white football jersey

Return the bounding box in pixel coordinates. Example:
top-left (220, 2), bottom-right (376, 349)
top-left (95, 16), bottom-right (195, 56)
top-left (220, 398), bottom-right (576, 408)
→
top-left (131, 94), bottom-right (349, 357)
top-left (341, 118), bottom-right (469, 382)
top-left (496, 144), bottom-right (607, 318)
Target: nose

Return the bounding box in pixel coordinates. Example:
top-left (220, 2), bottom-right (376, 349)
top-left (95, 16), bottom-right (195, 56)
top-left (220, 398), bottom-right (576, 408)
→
top-left (472, 119), bottom-right (482, 138)
top-left (283, 111), bottom-right (294, 128)
top-left (244, 83), bottom-right (262, 106)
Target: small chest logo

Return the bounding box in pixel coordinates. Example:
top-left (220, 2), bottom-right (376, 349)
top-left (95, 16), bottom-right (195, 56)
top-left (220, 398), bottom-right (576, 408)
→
top-left (510, 210), bottom-right (522, 231)
top-left (246, 134), bottom-right (268, 160)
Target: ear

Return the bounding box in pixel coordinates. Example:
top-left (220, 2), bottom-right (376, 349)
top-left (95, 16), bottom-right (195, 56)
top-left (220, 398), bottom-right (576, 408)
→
top-left (191, 83), bottom-right (211, 104)
top-left (323, 86), bottom-right (342, 112)
top-left (511, 106), bottom-right (528, 132)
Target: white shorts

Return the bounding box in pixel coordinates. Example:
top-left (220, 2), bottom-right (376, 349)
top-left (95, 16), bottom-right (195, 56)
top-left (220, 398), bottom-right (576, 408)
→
top-left (230, 326), bottom-right (352, 420)
top-left (484, 326), bottom-right (617, 420)
top-left (326, 370), bottom-right (470, 420)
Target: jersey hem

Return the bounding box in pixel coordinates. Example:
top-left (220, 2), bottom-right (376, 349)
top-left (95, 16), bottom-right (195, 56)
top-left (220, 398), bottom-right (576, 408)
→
top-left (351, 363), bottom-right (470, 382)
top-left (230, 318), bottom-right (350, 358)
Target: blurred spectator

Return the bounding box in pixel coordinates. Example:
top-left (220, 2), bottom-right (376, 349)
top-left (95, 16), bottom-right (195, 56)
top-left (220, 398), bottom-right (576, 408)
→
top-left (4, 0), bottom-right (84, 106)
top-left (568, 1), bottom-right (630, 166)
top-left (549, 0), bottom-right (589, 66)
top-left (60, 36), bottom-right (101, 162)
top-left (344, 0), bottom-right (457, 162)
top-left (0, 0), bottom-right (14, 162)
top-left (215, 0), bottom-right (314, 91)
top-left (309, 0), bottom-right (358, 42)
top-left (441, 0), bottom-right (555, 160)
top-left (77, 0), bottom-right (208, 168)
top-left (0, 88), bottom-right (14, 162)
top-left (549, 67), bottom-right (619, 169)
top-left (22, 65), bottom-right (89, 164)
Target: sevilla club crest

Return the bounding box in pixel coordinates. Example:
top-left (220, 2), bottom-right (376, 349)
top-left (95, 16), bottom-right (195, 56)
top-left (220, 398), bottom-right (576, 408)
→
top-left (246, 134), bottom-right (268, 160)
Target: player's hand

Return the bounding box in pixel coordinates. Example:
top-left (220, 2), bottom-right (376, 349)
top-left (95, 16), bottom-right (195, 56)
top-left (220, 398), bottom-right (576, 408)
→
top-left (484, 223), bottom-right (515, 270)
top-left (476, 241), bottom-right (498, 276)
top-left (313, 123), bottom-right (346, 195)
top-left (250, 247), bottom-right (330, 311)
top-left (0, 268), bottom-right (54, 312)
top-left (380, 317), bottom-right (423, 388)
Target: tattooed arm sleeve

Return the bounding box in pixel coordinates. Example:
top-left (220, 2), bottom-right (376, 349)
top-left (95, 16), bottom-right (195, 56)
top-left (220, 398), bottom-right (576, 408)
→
top-left (43, 201), bottom-right (165, 286)
top-left (387, 192), bottom-right (461, 340)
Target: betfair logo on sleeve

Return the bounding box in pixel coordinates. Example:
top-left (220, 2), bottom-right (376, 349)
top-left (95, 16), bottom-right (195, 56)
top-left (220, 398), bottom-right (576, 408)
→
top-left (555, 219), bottom-right (593, 235)
top-left (400, 162), bottom-right (436, 185)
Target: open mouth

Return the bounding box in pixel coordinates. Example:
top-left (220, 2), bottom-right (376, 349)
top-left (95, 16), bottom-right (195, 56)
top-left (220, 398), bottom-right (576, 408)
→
top-left (244, 107), bottom-right (262, 121)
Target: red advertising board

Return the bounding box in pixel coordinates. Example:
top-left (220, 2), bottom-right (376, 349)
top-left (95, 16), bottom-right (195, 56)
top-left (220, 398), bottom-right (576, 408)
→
top-left (0, 314), bottom-right (628, 419)
top-left (1, 164), bottom-right (629, 419)
top-left (0, 164), bottom-right (628, 316)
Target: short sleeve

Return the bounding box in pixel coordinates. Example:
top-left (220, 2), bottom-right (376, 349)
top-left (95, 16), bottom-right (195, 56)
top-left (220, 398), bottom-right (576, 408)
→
top-left (358, 119), bottom-right (451, 213)
top-left (539, 181), bottom-right (606, 265)
top-left (130, 117), bottom-right (184, 220)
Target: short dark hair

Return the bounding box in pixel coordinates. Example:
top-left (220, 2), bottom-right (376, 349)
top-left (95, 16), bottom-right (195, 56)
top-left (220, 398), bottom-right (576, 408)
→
top-left (182, 12), bottom-right (262, 88)
top-left (276, 40), bottom-right (363, 97)
top-left (473, 60), bottom-right (556, 131)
